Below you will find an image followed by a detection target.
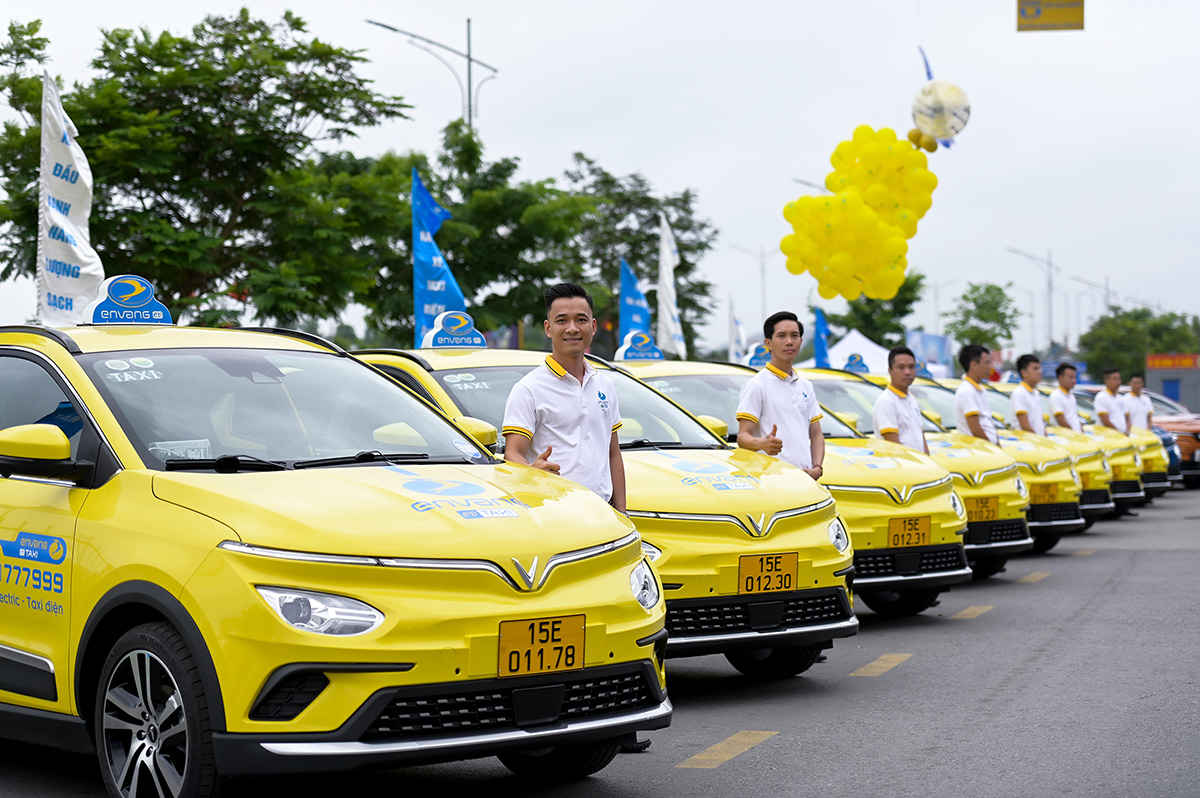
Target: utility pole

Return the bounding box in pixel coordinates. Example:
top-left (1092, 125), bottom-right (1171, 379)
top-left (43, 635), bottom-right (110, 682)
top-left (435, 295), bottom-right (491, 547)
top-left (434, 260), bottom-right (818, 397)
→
top-left (730, 244), bottom-right (772, 320)
top-left (1007, 247), bottom-right (1058, 353)
top-left (931, 276), bottom-right (962, 337)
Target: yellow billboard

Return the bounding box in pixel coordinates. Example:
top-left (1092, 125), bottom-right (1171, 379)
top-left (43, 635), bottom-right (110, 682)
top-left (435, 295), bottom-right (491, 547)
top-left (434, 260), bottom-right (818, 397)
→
top-left (1018, 0), bottom-right (1084, 31)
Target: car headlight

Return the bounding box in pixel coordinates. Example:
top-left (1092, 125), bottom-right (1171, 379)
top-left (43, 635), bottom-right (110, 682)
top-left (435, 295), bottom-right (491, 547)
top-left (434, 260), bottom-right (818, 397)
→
top-left (630, 560), bottom-right (660, 612)
top-left (827, 517), bottom-right (850, 552)
top-left (949, 491), bottom-right (966, 519)
top-left (1015, 477), bottom-right (1028, 499)
top-left (256, 587), bottom-right (384, 636)
top-left (641, 541), bottom-right (663, 562)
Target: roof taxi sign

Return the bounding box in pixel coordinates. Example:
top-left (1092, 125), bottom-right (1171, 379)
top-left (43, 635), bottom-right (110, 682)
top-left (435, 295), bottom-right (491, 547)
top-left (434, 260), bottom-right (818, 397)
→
top-left (421, 310), bottom-right (487, 349)
top-left (741, 342), bottom-right (769, 369)
top-left (81, 275), bottom-right (173, 325)
top-left (614, 330), bottom-right (664, 361)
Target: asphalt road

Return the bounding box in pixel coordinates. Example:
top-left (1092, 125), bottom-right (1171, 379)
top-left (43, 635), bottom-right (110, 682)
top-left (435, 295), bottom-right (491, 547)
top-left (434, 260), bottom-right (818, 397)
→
top-left (6, 489), bottom-right (1199, 798)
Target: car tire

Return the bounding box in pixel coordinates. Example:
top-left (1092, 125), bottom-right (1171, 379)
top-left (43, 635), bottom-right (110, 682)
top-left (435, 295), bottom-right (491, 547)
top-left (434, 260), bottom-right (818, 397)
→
top-left (1031, 533), bottom-right (1063, 554)
top-left (95, 622), bottom-right (228, 798)
top-left (497, 740), bottom-right (621, 780)
top-left (723, 645), bottom-right (824, 679)
top-left (858, 588), bottom-right (941, 618)
top-left (970, 556), bottom-right (1008, 580)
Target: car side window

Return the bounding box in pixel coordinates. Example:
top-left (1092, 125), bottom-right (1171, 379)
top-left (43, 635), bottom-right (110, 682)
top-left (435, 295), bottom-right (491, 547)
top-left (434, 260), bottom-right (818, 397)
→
top-left (0, 355), bottom-right (83, 459)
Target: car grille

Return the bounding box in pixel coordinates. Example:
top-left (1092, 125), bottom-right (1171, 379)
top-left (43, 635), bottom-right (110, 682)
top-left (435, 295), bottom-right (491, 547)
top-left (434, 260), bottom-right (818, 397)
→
top-left (854, 544), bottom-right (968, 578)
top-left (361, 664), bottom-right (659, 741)
top-left (1142, 471), bottom-right (1169, 486)
top-left (965, 519), bottom-right (1029, 545)
top-left (1111, 479), bottom-right (1142, 494)
top-left (1027, 502), bottom-right (1083, 523)
top-left (667, 588), bottom-right (851, 637)
top-left (1080, 489), bottom-right (1111, 507)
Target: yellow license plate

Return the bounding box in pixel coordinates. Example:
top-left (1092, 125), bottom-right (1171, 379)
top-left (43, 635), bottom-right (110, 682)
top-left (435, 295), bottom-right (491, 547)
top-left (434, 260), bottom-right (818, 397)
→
top-left (965, 496), bottom-right (999, 522)
top-left (1030, 483), bottom-right (1057, 503)
top-left (498, 615), bottom-right (585, 678)
top-left (739, 552), bottom-right (799, 594)
top-left (888, 516), bottom-right (931, 547)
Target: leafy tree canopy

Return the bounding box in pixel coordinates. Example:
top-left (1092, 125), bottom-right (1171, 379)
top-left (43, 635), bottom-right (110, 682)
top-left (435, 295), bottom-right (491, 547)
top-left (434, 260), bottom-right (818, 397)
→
top-left (942, 281), bottom-right (1021, 351)
top-left (1077, 307), bottom-right (1200, 379)
top-left (822, 272), bottom-right (925, 348)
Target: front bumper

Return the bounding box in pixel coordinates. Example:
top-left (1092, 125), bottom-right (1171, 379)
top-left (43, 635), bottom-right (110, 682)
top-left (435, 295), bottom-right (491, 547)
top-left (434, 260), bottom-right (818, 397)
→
top-left (213, 661), bottom-right (671, 775)
top-left (1141, 471), bottom-right (1171, 497)
top-left (664, 587), bottom-right (858, 657)
top-left (853, 544), bottom-right (973, 591)
top-left (963, 518), bottom-right (1034, 557)
top-left (1026, 502), bottom-right (1086, 534)
top-left (1110, 479), bottom-right (1146, 505)
top-left (1079, 489), bottom-right (1116, 516)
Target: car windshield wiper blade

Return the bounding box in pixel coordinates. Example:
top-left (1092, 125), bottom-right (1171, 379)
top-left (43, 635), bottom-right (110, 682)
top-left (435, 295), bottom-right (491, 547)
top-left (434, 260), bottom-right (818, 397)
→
top-left (165, 454), bottom-right (289, 473)
top-left (292, 450), bottom-right (430, 469)
top-left (620, 439), bottom-right (690, 449)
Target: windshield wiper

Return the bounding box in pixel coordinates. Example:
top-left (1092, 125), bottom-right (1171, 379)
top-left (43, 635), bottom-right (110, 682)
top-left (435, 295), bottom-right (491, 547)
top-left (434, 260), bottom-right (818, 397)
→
top-left (165, 454), bottom-right (289, 473)
top-left (620, 439), bottom-right (695, 450)
top-left (292, 450), bottom-right (431, 469)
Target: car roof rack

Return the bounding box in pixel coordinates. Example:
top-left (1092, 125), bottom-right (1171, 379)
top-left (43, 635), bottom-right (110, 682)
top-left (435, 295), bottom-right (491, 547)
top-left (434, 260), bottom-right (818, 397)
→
top-left (0, 325), bottom-right (82, 355)
top-left (241, 327), bottom-right (346, 355)
top-left (353, 349), bottom-right (434, 372)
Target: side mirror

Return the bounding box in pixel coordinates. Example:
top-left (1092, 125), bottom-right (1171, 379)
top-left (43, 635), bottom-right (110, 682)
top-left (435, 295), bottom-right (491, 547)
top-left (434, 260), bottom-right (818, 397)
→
top-left (455, 416), bottom-right (498, 448)
top-left (992, 412), bottom-right (1006, 424)
top-left (0, 424), bottom-right (89, 481)
top-left (923, 411), bottom-right (943, 427)
top-left (832, 411), bottom-right (859, 432)
top-left (695, 414), bottom-right (728, 440)
top-left (1080, 411), bottom-right (1095, 424)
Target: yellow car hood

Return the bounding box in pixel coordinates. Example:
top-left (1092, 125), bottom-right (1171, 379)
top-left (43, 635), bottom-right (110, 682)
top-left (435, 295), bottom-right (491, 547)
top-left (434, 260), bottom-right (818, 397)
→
top-left (821, 438), bottom-right (949, 485)
top-left (622, 447), bottom-right (830, 514)
top-left (1044, 427), bottom-right (1104, 458)
top-left (995, 430), bottom-right (1072, 466)
top-left (925, 432), bottom-right (1015, 472)
top-left (1080, 425), bottom-right (1136, 454)
top-left (152, 463), bottom-right (631, 561)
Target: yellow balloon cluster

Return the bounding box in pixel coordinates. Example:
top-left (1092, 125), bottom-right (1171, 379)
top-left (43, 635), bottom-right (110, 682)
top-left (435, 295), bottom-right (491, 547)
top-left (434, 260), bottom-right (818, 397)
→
top-left (780, 125), bottom-right (938, 301)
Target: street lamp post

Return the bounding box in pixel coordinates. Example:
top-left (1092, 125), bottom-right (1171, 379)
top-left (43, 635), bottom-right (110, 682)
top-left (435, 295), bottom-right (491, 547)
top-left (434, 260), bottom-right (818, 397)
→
top-left (366, 18), bottom-right (498, 127)
top-left (1006, 247), bottom-right (1057, 353)
top-left (730, 244), bottom-right (774, 321)
top-left (931, 276), bottom-right (962, 337)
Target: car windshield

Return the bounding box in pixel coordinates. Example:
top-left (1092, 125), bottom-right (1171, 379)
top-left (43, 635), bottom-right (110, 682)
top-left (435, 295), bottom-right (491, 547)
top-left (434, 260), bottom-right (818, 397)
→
top-left (906, 382), bottom-right (1005, 431)
top-left (1073, 390), bottom-right (1097, 413)
top-left (1147, 393), bottom-right (1189, 415)
top-left (431, 364), bottom-right (723, 450)
top-left (81, 348), bottom-right (486, 468)
top-left (805, 376), bottom-right (940, 435)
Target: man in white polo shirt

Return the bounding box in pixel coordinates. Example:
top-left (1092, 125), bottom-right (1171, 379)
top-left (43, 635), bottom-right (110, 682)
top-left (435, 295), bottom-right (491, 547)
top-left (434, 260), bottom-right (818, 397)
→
top-left (502, 283), bottom-right (627, 513)
top-left (1049, 363), bottom-right (1082, 432)
top-left (1010, 354), bottom-right (1046, 436)
top-left (873, 345), bottom-right (929, 453)
top-left (1094, 368), bottom-right (1130, 434)
top-left (1125, 373), bottom-right (1154, 430)
top-left (954, 344), bottom-right (998, 444)
top-left (736, 311), bottom-right (825, 479)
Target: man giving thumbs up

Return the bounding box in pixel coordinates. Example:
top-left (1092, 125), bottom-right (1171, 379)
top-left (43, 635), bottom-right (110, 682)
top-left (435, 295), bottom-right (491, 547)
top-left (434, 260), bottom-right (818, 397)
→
top-left (502, 283), bottom-right (627, 513)
top-left (735, 311), bottom-right (826, 480)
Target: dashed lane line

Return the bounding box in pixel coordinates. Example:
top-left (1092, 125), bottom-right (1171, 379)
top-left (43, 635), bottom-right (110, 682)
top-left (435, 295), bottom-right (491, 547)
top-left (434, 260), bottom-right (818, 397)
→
top-left (850, 653), bottom-right (913, 676)
top-left (952, 605), bottom-right (994, 619)
top-left (1019, 571), bottom-right (1051, 583)
top-left (1073, 549), bottom-right (1095, 557)
top-left (675, 731), bottom-right (779, 769)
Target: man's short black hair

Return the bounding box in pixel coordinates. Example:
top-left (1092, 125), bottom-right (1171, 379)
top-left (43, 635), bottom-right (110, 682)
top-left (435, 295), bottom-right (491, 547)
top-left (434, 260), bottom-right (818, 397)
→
top-left (1017, 354), bottom-right (1040, 373)
top-left (544, 282), bottom-right (593, 315)
top-left (958, 344), bottom-right (990, 373)
top-left (1103, 368), bottom-right (1121, 378)
top-left (763, 311), bottom-right (802, 340)
top-left (1055, 362), bottom-right (1077, 378)
top-left (1130, 372), bottom-right (1145, 381)
top-left (888, 346), bottom-right (915, 369)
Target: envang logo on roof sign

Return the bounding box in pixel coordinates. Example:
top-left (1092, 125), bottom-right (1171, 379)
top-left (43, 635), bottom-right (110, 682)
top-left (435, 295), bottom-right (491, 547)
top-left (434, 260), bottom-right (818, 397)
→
top-left (615, 330), bottom-right (664, 361)
top-left (82, 275), bottom-right (173, 325)
top-left (422, 310), bottom-right (486, 349)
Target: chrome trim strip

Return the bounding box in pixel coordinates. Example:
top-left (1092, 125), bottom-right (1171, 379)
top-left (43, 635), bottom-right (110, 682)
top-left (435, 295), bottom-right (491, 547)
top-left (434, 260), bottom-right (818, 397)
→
top-left (629, 498), bottom-right (834, 538)
top-left (1111, 490), bottom-right (1146, 500)
top-left (964, 537), bottom-right (1034, 552)
top-left (527, 531), bottom-right (641, 589)
top-left (853, 566), bottom-right (974, 587)
top-left (1080, 501), bottom-right (1116, 513)
top-left (951, 464), bottom-right (1017, 486)
top-left (666, 616), bottom-right (858, 648)
top-left (1026, 518), bottom-right (1087, 529)
top-left (825, 475), bottom-right (951, 505)
top-left (218, 541), bottom-right (380, 567)
top-left (3, 475), bottom-right (78, 488)
top-left (378, 556), bottom-right (518, 589)
top-left (0, 642), bottom-right (55, 674)
top-left (260, 696), bottom-right (673, 757)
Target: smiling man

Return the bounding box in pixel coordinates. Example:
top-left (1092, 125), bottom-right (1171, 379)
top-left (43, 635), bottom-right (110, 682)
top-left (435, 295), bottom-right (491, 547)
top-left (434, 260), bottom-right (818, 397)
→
top-left (502, 282), bottom-right (627, 514)
top-left (735, 311), bottom-right (825, 479)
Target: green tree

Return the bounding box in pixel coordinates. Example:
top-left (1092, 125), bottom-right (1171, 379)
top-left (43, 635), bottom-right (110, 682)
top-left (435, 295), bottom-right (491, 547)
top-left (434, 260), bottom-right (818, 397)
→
top-left (0, 12), bottom-right (408, 324)
top-left (822, 272), bottom-right (925, 348)
top-left (556, 154), bottom-right (717, 357)
top-left (1077, 308), bottom-right (1200, 378)
top-left (942, 282), bottom-right (1021, 351)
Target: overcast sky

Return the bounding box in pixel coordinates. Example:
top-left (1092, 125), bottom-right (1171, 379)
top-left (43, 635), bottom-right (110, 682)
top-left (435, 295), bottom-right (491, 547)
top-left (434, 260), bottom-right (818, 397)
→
top-left (3, 0), bottom-right (1197, 354)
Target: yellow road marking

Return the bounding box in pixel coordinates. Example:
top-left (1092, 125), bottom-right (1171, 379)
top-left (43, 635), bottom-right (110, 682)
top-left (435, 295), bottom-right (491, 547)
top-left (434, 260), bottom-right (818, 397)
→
top-left (952, 605), bottom-right (994, 619)
top-left (850, 653), bottom-right (912, 676)
top-left (676, 731), bottom-right (778, 769)
top-left (1019, 571), bottom-right (1051, 583)
top-left (1073, 549), bottom-right (1095, 557)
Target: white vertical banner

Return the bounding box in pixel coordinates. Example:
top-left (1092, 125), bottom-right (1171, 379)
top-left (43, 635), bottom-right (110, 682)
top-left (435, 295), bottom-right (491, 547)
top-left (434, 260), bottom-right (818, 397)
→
top-left (656, 212), bottom-right (687, 359)
top-left (36, 71), bottom-right (104, 325)
top-left (727, 294), bottom-right (747, 362)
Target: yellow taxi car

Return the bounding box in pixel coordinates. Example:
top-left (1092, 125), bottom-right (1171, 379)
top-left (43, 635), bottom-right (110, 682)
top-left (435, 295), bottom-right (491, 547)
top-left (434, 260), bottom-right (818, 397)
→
top-left (1070, 388), bottom-right (1165, 501)
top-left (624, 360), bottom-right (973, 618)
top-left (355, 321), bottom-right (858, 680)
top-left (984, 381), bottom-right (1115, 527)
top-left (0, 278), bottom-right (672, 794)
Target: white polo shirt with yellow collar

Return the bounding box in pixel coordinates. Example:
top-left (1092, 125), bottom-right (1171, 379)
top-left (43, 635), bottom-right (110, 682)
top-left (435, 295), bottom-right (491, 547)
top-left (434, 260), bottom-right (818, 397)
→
top-left (502, 355), bottom-right (623, 502)
top-left (1093, 387), bottom-right (1129, 434)
top-left (873, 383), bottom-right (926, 451)
top-left (736, 362), bottom-right (823, 469)
top-left (1049, 386), bottom-right (1081, 432)
top-left (1010, 381), bottom-right (1046, 435)
top-left (1126, 391), bottom-right (1153, 430)
top-left (954, 376), bottom-right (998, 444)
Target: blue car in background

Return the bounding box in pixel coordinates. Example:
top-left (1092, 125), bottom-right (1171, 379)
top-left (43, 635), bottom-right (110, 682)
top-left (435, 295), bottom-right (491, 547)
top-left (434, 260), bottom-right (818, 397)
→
top-left (1155, 426), bottom-right (1184, 484)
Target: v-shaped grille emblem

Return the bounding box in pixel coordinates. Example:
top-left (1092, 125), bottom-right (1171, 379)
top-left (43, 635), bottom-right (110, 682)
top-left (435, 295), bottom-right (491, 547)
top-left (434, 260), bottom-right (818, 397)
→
top-left (746, 513), bottom-right (767, 537)
top-left (512, 556), bottom-right (539, 590)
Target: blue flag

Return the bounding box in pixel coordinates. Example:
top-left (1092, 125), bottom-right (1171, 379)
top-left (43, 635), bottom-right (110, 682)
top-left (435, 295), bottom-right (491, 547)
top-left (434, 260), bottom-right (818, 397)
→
top-left (619, 258), bottom-right (651, 338)
top-left (412, 168), bottom-right (466, 341)
top-left (813, 307), bottom-right (832, 368)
